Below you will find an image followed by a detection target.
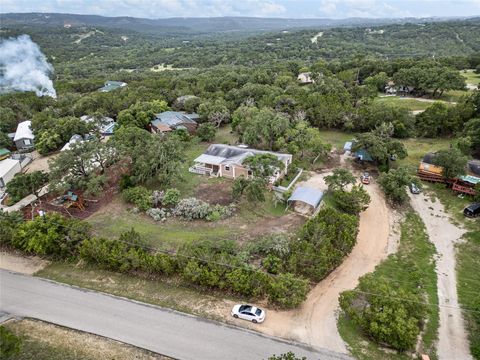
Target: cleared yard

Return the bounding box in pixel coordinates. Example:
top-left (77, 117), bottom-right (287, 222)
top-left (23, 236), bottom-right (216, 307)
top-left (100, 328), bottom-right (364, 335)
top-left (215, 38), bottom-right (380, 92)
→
top-left (397, 137), bottom-right (451, 173)
top-left (375, 96), bottom-right (452, 111)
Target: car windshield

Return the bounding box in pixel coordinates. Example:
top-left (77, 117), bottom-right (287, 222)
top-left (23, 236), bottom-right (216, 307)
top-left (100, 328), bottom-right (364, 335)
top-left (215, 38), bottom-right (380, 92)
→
top-left (255, 309), bottom-right (262, 316)
top-left (239, 305), bottom-right (252, 312)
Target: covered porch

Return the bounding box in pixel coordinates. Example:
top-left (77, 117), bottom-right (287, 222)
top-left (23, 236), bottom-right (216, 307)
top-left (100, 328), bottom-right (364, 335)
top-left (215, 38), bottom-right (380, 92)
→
top-left (189, 154), bottom-right (226, 176)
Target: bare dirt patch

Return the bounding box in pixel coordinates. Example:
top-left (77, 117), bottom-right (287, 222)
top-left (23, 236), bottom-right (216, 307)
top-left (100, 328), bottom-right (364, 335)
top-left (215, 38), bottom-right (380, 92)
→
top-left (0, 250), bottom-right (48, 274)
top-left (195, 181), bottom-right (233, 205)
top-left (409, 192), bottom-right (472, 360)
top-left (4, 318), bottom-right (170, 359)
top-left (23, 151), bottom-right (58, 173)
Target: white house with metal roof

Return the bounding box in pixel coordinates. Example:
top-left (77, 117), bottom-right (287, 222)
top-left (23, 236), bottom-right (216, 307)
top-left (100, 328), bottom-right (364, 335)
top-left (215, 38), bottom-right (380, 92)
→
top-left (14, 121), bottom-right (35, 150)
top-left (190, 144), bottom-right (292, 182)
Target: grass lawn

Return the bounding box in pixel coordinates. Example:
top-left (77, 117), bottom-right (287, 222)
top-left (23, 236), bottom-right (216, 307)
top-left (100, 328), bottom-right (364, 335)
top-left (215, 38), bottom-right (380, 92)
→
top-left (318, 130), bottom-right (354, 150)
top-left (374, 96), bottom-right (439, 111)
top-left (439, 89), bottom-right (470, 103)
top-left (338, 212), bottom-right (439, 360)
top-left (3, 318), bottom-right (165, 360)
top-left (36, 262), bottom-right (240, 321)
top-left (397, 137), bottom-right (451, 174)
top-left (461, 69), bottom-right (480, 86)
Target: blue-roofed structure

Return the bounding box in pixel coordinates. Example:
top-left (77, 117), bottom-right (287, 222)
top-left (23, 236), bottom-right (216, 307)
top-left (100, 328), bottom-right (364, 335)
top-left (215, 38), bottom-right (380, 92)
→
top-left (354, 148), bottom-right (374, 162)
top-left (288, 186), bottom-right (324, 214)
top-left (98, 81), bottom-right (127, 92)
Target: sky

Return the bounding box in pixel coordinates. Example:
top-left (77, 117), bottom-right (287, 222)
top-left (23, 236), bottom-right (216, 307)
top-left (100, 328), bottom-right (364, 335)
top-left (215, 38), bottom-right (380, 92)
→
top-left (1, 0), bottom-right (480, 19)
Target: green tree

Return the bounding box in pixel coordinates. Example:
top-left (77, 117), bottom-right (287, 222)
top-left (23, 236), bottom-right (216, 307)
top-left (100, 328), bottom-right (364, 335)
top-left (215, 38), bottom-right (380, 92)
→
top-left (243, 154), bottom-right (284, 183)
top-left (6, 171), bottom-right (48, 203)
top-left (340, 275), bottom-right (427, 351)
top-left (433, 147), bottom-right (468, 179)
top-left (333, 185), bottom-right (371, 215)
top-left (463, 118), bottom-right (480, 156)
top-left (378, 167), bottom-right (413, 204)
top-left (324, 169), bottom-right (356, 191)
top-left (197, 123), bottom-right (216, 142)
top-left (197, 99), bottom-right (231, 128)
top-left (0, 132), bottom-right (11, 148)
top-left (0, 210), bottom-right (23, 246)
top-left (117, 100), bottom-right (169, 129)
top-left (122, 186), bottom-right (152, 211)
top-left (267, 272), bottom-right (308, 309)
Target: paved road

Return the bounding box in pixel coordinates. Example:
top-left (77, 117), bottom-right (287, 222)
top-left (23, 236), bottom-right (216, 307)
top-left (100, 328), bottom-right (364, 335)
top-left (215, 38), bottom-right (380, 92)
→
top-left (0, 270), bottom-right (351, 360)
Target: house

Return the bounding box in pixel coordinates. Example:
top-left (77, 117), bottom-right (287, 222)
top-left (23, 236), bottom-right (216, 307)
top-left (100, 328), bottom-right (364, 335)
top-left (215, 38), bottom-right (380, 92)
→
top-left (297, 72), bottom-right (315, 84)
top-left (98, 81), bottom-right (127, 92)
top-left (384, 81), bottom-right (397, 95)
top-left (61, 134), bottom-right (84, 152)
top-left (0, 158), bottom-right (21, 188)
top-left (150, 111), bottom-right (199, 134)
top-left (14, 121), bottom-right (34, 150)
top-left (0, 148), bottom-right (11, 161)
top-left (190, 144), bottom-right (292, 183)
top-left (80, 115), bottom-right (116, 136)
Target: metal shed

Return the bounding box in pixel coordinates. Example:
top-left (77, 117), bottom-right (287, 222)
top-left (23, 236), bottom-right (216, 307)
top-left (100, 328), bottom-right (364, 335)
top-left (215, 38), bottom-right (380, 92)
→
top-left (287, 187), bottom-right (324, 214)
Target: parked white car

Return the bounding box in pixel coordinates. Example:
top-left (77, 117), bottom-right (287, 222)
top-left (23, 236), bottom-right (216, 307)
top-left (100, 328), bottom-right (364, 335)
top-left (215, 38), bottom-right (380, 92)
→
top-left (231, 304), bottom-right (265, 323)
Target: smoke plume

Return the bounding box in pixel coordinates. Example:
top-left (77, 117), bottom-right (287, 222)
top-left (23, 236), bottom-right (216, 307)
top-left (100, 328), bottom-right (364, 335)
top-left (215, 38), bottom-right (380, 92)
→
top-left (0, 35), bottom-right (57, 98)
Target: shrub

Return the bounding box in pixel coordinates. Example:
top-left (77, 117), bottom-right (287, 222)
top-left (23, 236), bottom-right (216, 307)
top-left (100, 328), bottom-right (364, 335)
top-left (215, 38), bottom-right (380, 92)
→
top-left (119, 174), bottom-right (134, 190)
top-left (0, 210), bottom-right (23, 246)
top-left (262, 254), bottom-right (282, 274)
top-left (226, 267), bottom-right (269, 297)
top-left (267, 273), bottom-right (308, 309)
top-left (378, 167), bottom-right (412, 204)
top-left (339, 275), bottom-right (427, 351)
top-left (332, 185), bottom-right (371, 215)
top-left (197, 123), bottom-right (216, 142)
top-left (13, 213), bottom-right (90, 258)
top-left (122, 186), bottom-right (152, 211)
top-left (173, 198), bottom-right (211, 220)
top-left (287, 208), bottom-right (359, 282)
top-left (0, 326), bottom-right (21, 359)
top-left (163, 188), bottom-right (180, 206)
top-left (146, 208), bottom-right (168, 221)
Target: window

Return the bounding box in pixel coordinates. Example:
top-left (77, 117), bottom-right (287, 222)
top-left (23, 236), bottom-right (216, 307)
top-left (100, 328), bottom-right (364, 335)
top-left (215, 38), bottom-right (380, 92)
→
top-left (24, 139), bottom-right (31, 145)
top-left (225, 166), bottom-right (230, 171)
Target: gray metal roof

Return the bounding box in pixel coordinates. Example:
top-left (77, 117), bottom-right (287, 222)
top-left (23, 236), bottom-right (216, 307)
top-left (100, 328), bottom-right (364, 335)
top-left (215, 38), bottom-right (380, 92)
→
top-left (153, 111), bottom-right (199, 127)
top-left (288, 187), bottom-right (323, 209)
top-left (202, 144), bottom-right (291, 165)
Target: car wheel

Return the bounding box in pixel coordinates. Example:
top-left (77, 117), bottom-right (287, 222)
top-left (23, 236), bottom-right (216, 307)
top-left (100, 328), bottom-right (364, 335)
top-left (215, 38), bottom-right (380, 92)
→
top-left (252, 319), bottom-right (257, 323)
top-left (233, 314), bottom-right (238, 318)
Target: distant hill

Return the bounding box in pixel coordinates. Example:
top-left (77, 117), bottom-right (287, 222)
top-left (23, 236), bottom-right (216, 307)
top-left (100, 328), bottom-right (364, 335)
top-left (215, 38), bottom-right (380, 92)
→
top-left (0, 12), bottom-right (476, 35)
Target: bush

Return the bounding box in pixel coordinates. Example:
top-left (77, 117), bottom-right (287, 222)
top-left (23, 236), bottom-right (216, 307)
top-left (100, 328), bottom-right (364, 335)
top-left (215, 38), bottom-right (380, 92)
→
top-left (119, 174), bottom-right (135, 190)
top-left (226, 267), bottom-right (269, 297)
top-left (378, 167), bottom-right (412, 204)
top-left (267, 273), bottom-right (308, 309)
top-left (12, 213), bottom-right (90, 258)
top-left (0, 211), bottom-right (23, 246)
top-left (122, 186), bottom-right (152, 211)
top-left (262, 254), bottom-right (282, 274)
top-left (146, 208), bottom-right (168, 221)
top-left (197, 123), bottom-right (216, 142)
top-left (339, 275), bottom-right (427, 351)
top-left (163, 188), bottom-right (180, 206)
top-left (173, 198), bottom-right (211, 220)
top-left (0, 325), bottom-right (21, 359)
top-left (332, 185), bottom-right (371, 215)
top-left (287, 208), bottom-right (359, 282)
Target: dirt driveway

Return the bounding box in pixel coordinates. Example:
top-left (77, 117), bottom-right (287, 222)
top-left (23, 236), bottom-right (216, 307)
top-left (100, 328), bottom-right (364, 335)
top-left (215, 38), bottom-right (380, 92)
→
top-left (0, 251), bottom-right (48, 274)
top-left (409, 193), bottom-right (472, 360)
top-left (236, 174), bottom-right (391, 354)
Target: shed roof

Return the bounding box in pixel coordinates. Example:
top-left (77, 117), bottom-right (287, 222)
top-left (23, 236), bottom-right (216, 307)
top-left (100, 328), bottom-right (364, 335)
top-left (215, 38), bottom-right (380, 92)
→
top-left (354, 149), bottom-right (373, 162)
top-left (14, 121), bottom-right (34, 141)
top-left (459, 175), bottom-right (480, 185)
top-left (344, 141), bottom-right (353, 151)
top-left (153, 111), bottom-right (199, 127)
top-left (0, 158), bottom-right (20, 178)
top-left (288, 187), bottom-right (324, 209)
top-left (0, 148), bottom-right (11, 157)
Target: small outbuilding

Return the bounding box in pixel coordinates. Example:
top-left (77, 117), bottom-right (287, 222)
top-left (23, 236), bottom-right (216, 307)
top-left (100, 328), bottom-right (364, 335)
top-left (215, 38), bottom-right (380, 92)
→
top-left (287, 186), bottom-right (324, 215)
top-left (0, 148), bottom-right (11, 160)
top-left (0, 158), bottom-right (21, 188)
top-left (14, 120), bottom-right (35, 150)
top-left (354, 149), bottom-right (374, 162)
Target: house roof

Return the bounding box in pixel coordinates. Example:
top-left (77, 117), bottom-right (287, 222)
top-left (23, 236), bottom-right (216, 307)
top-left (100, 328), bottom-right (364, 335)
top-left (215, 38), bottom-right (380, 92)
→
top-left (80, 115), bottom-right (115, 134)
top-left (354, 149), bottom-right (373, 162)
top-left (196, 144), bottom-right (291, 166)
top-left (288, 187), bottom-right (324, 209)
top-left (422, 152), bottom-right (437, 165)
top-left (98, 81), bottom-right (127, 92)
top-left (343, 141), bottom-right (353, 151)
top-left (14, 121), bottom-right (34, 141)
top-left (152, 111), bottom-right (199, 127)
top-left (151, 122), bottom-right (173, 132)
top-left (194, 154), bottom-right (226, 165)
top-left (459, 175), bottom-right (480, 185)
top-left (0, 158), bottom-right (20, 178)
top-left (61, 134), bottom-right (84, 152)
